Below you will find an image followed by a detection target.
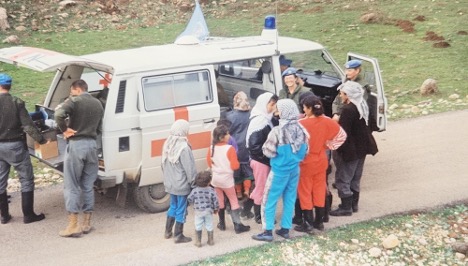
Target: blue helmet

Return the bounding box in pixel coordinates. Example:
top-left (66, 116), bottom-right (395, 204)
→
top-left (0, 73), bottom-right (12, 85)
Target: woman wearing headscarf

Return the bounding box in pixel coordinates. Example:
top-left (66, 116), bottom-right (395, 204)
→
top-left (252, 99), bottom-right (309, 242)
top-left (162, 119), bottom-right (197, 243)
top-left (330, 81), bottom-right (378, 217)
top-left (246, 92), bottom-right (278, 224)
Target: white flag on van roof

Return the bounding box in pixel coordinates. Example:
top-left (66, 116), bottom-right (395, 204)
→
top-left (174, 0), bottom-right (210, 45)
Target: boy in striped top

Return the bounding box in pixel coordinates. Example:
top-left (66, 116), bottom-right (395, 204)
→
top-left (188, 171), bottom-right (219, 247)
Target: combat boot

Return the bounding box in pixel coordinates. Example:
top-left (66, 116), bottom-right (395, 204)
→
top-left (81, 212), bottom-right (93, 234)
top-left (59, 213), bottom-right (82, 237)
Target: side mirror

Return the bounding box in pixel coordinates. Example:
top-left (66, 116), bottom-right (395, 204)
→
top-left (261, 61), bottom-right (272, 74)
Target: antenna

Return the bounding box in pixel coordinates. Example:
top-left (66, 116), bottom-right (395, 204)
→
top-left (275, 1), bottom-right (279, 54)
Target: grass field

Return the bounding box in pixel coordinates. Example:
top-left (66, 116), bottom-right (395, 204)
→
top-left (1, 1), bottom-right (467, 263)
top-left (0, 0), bottom-right (466, 118)
top-left (186, 204), bottom-right (467, 265)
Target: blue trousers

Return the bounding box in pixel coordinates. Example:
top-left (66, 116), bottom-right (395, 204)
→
top-left (0, 141), bottom-right (35, 194)
top-left (194, 211), bottom-right (214, 231)
top-left (63, 139), bottom-right (99, 213)
top-left (167, 194), bottom-right (188, 223)
top-left (262, 167), bottom-right (300, 231)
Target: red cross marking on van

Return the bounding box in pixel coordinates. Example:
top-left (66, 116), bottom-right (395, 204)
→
top-left (99, 73), bottom-right (113, 87)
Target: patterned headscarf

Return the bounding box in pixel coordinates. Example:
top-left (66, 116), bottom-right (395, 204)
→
top-left (162, 119), bottom-right (190, 164)
top-left (340, 81), bottom-right (369, 125)
top-left (233, 91), bottom-right (250, 111)
top-left (276, 99), bottom-right (309, 153)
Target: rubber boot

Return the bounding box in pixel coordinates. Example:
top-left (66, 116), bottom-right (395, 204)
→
top-left (81, 212), bottom-right (93, 234)
top-left (253, 204), bottom-right (261, 224)
top-left (330, 196), bottom-right (353, 216)
top-left (323, 193), bottom-right (333, 223)
top-left (59, 213), bottom-right (82, 237)
top-left (231, 208), bottom-right (250, 234)
top-left (313, 207), bottom-right (325, 231)
top-left (292, 198), bottom-right (304, 225)
top-left (294, 209), bottom-right (313, 232)
top-left (174, 222), bottom-right (192, 243)
top-left (207, 230), bottom-right (214, 246)
top-left (0, 192), bottom-right (12, 224)
top-left (22, 191), bottom-right (45, 224)
top-left (164, 216), bottom-right (176, 239)
top-left (241, 198), bottom-right (254, 219)
top-left (217, 208), bottom-right (226, 231)
top-left (194, 230), bottom-right (202, 247)
top-left (351, 190), bottom-right (360, 213)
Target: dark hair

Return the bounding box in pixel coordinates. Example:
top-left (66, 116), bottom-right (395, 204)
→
top-left (298, 91), bottom-right (315, 114)
top-left (211, 124), bottom-right (229, 157)
top-left (1, 84), bottom-right (11, 91)
top-left (302, 95), bottom-right (324, 117)
top-left (71, 79), bottom-right (88, 92)
top-left (269, 94), bottom-right (279, 104)
top-left (217, 118), bottom-right (232, 128)
top-left (195, 170), bottom-right (212, 187)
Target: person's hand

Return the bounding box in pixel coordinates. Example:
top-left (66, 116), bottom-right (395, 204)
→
top-left (214, 210), bottom-right (218, 215)
top-left (63, 128), bottom-right (77, 139)
top-left (332, 114), bottom-right (340, 122)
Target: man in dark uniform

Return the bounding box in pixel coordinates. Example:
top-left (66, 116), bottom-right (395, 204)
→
top-left (55, 79), bottom-right (104, 237)
top-left (0, 73), bottom-right (48, 224)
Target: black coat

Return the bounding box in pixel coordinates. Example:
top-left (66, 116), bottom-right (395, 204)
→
top-left (337, 103), bottom-right (378, 162)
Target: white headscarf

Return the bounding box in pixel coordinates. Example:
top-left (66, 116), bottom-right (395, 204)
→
top-left (246, 92), bottom-right (274, 147)
top-left (340, 81), bottom-right (369, 125)
top-left (162, 119), bottom-right (190, 164)
top-left (233, 91), bottom-right (251, 111)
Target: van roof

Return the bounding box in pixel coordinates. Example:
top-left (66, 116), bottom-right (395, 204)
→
top-left (81, 35), bottom-right (325, 75)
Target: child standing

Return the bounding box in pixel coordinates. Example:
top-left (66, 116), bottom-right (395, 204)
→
top-left (162, 119), bottom-right (197, 244)
top-left (188, 171), bottom-right (219, 247)
top-left (207, 124), bottom-right (250, 234)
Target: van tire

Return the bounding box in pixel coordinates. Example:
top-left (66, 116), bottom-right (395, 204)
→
top-left (133, 183), bottom-right (170, 213)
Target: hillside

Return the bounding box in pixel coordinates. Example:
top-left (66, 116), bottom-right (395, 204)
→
top-left (0, 0), bottom-right (297, 34)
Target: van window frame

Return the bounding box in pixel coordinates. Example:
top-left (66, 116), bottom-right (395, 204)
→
top-left (141, 69), bottom-right (213, 112)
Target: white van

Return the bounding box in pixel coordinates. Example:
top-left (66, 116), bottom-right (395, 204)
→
top-left (0, 14), bottom-right (387, 213)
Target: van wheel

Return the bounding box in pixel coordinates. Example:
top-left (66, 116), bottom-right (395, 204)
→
top-left (133, 183), bottom-right (170, 213)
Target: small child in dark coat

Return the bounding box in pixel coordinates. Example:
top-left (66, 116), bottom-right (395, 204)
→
top-left (187, 170), bottom-right (219, 247)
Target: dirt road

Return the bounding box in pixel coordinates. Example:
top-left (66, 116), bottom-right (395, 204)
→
top-left (2, 110), bottom-right (467, 266)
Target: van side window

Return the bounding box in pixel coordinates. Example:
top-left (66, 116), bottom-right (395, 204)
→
top-left (142, 70), bottom-right (212, 111)
top-left (218, 59), bottom-right (263, 81)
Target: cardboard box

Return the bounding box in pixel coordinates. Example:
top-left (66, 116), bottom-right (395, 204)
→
top-left (33, 141), bottom-right (59, 159)
top-left (26, 128), bottom-right (57, 150)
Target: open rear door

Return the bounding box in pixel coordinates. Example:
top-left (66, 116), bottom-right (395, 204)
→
top-left (347, 52), bottom-right (387, 131)
top-left (0, 46), bottom-right (113, 72)
top-left (0, 46), bottom-right (114, 170)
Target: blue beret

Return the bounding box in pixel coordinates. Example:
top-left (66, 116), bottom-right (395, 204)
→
top-left (279, 55), bottom-right (292, 66)
top-left (282, 67), bottom-right (297, 77)
top-left (0, 73), bottom-right (12, 85)
top-left (345, 59), bottom-right (362, 69)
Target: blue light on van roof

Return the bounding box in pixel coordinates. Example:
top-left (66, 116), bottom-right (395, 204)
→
top-left (264, 15), bottom-right (276, 29)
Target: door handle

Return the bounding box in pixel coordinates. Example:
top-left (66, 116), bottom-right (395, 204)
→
top-left (203, 119), bottom-right (215, 124)
top-left (131, 127), bottom-right (142, 131)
